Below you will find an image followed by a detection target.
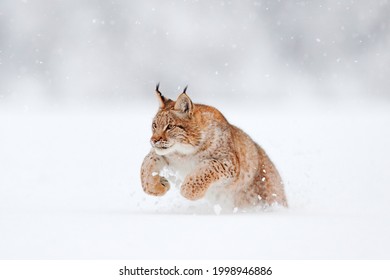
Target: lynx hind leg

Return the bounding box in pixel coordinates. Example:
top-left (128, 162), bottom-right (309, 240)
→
top-left (243, 146), bottom-right (288, 208)
top-left (235, 173), bottom-right (287, 209)
top-left (140, 152), bottom-right (170, 196)
top-left (234, 187), bottom-right (261, 208)
top-left (256, 160), bottom-right (288, 207)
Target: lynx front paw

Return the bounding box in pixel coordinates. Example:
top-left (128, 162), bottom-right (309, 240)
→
top-left (143, 175), bottom-right (170, 196)
top-left (180, 183), bottom-right (205, 201)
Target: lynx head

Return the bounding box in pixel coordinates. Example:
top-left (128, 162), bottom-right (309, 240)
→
top-left (150, 84), bottom-right (201, 156)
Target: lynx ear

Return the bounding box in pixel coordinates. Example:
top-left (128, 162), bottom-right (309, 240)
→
top-left (155, 83), bottom-right (166, 109)
top-left (174, 92), bottom-right (193, 116)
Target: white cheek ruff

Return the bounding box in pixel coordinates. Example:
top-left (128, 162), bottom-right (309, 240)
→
top-left (173, 143), bottom-right (197, 155)
top-left (154, 143), bottom-right (197, 156)
top-left (154, 146), bottom-right (175, 156)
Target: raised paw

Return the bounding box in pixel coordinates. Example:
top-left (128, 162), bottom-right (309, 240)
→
top-left (143, 175), bottom-right (170, 196)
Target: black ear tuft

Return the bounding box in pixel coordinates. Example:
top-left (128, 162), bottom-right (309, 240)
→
top-left (155, 83), bottom-right (166, 109)
top-left (156, 82), bottom-right (161, 93)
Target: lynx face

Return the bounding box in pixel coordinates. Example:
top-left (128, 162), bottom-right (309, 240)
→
top-left (150, 95), bottom-right (201, 156)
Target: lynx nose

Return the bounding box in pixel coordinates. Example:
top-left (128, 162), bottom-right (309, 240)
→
top-left (151, 136), bottom-right (162, 146)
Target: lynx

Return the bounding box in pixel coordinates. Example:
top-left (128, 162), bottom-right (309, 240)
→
top-left (140, 84), bottom-right (287, 208)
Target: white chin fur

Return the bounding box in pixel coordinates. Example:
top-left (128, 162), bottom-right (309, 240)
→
top-left (154, 146), bottom-right (174, 156)
top-left (154, 143), bottom-right (196, 156)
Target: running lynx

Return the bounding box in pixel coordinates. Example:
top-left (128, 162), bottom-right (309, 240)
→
top-left (140, 85), bottom-right (287, 208)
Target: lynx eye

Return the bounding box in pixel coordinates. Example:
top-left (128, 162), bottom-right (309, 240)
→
top-left (166, 124), bottom-right (175, 131)
top-left (152, 123), bottom-right (157, 130)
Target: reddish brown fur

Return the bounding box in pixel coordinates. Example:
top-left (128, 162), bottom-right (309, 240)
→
top-left (140, 90), bottom-right (287, 208)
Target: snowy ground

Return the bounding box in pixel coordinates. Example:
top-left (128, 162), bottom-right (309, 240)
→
top-left (0, 107), bottom-right (389, 259)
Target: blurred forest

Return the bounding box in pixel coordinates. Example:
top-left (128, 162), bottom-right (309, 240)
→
top-left (0, 0), bottom-right (389, 110)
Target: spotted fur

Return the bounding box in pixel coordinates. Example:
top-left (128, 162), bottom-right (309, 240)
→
top-left (140, 88), bottom-right (288, 208)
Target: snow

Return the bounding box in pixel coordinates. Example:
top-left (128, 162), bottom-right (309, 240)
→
top-left (1, 107), bottom-right (389, 259)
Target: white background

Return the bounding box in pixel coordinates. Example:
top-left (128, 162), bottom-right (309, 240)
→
top-left (1, 260), bottom-right (390, 279)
